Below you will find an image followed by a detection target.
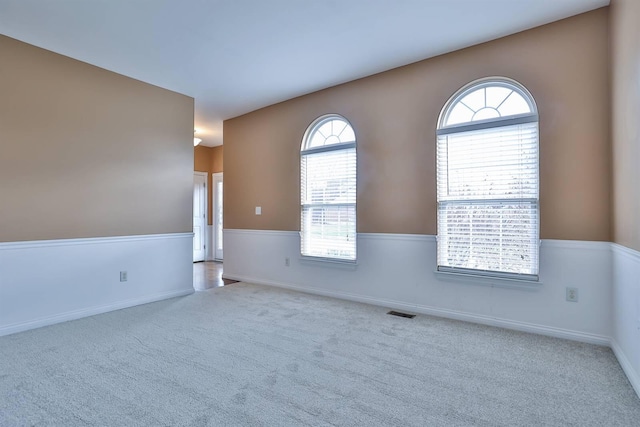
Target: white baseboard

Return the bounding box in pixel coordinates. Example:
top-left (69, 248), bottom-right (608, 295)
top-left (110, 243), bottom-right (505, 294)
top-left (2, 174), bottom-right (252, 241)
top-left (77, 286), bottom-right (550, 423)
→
top-left (223, 273), bottom-right (610, 346)
top-left (0, 289), bottom-right (193, 337)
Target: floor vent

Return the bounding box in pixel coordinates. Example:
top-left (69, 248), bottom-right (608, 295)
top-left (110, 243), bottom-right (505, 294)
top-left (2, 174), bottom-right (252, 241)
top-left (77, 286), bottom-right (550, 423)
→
top-left (387, 310), bottom-right (416, 319)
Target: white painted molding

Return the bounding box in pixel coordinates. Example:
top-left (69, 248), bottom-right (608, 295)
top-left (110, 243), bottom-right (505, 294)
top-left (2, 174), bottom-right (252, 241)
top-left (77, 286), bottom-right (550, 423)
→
top-left (223, 273), bottom-right (610, 346)
top-left (611, 242), bottom-right (640, 263)
top-left (224, 230), bottom-right (609, 249)
top-left (0, 232), bottom-right (194, 250)
top-left (433, 270), bottom-right (544, 290)
top-left (610, 339), bottom-right (640, 398)
top-left (0, 289), bottom-right (193, 337)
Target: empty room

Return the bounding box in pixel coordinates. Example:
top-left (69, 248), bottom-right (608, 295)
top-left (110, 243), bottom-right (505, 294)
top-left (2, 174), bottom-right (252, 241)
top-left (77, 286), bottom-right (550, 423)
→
top-left (1, 0), bottom-right (639, 425)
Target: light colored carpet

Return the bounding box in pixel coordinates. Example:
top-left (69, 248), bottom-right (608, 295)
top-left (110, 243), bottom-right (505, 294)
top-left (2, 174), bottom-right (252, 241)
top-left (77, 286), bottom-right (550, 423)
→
top-left (1, 282), bottom-right (639, 426)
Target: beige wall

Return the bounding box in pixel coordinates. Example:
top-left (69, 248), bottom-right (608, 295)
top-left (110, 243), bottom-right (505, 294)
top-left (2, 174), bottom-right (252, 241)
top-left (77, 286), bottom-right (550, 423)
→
top-left (611, 0), bottom-right (640, 251)
top-left (224, 9), bottom-right (611, 240)
top-left (212, 146), bottom-right (224, 174)
top-left (0, 35), bottom-right (194, 242)
top-left (194, 145), bottom-right (224, 225)
top-left (194, 145), bottom-right (212, 173)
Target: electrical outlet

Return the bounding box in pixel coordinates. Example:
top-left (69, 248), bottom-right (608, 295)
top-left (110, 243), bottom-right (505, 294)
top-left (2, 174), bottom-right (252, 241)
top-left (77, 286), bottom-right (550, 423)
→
top-left (566, 287), bottom-right (578, 302)
top-left (120, 271), bottom-right (128, 282)
top-left (285, 257), bottom-right (290, 267)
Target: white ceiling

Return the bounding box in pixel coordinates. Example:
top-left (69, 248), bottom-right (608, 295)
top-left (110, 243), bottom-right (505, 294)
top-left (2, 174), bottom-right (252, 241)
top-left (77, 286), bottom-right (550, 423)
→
top-left (0, 0), bottom-right (609, 146)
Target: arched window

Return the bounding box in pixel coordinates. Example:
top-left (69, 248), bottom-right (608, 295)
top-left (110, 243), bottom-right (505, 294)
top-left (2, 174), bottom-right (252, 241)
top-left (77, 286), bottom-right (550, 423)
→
top-left (301, 114), bottom-right (356, 261)
top-left (436, 78), bottom-right (539, 280)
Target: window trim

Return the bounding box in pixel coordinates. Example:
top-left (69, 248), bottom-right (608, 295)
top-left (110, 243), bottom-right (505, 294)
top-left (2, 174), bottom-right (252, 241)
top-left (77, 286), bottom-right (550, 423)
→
top-left (300, 114), bottom-right (357, 262)
top-left (438, 77), bottom-right (538, 131)
top-left (436, 77), bottom-right (540, 282)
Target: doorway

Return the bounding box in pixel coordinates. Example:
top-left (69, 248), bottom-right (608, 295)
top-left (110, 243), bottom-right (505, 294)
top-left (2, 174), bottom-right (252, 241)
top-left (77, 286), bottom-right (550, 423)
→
top-left (213, 172), bottom-right (223, 260)
top-left (193, 172), bottom-right (207, 262)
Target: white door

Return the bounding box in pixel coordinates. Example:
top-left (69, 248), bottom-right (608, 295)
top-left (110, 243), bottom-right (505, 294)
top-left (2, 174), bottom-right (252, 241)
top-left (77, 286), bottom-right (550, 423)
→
top-left (193, 173), bottom-right (207, 262)
top-left (213, 173), bottom-right (223, 260)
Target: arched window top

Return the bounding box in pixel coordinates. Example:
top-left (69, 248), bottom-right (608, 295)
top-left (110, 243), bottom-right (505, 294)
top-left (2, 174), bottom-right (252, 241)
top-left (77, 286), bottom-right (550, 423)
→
top-left (302, 114), bottom-right (355, 152)
top-left (438, 77), bottom-right (537, 130)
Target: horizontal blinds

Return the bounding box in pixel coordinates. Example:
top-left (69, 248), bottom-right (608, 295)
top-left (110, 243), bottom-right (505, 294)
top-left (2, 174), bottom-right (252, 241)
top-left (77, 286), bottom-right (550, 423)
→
top-left (301, 147), bottom-right (356, 260)
top-left (437, 122), bottom-right (539, 277)
top-left (437, 122), bottom-right (538, 200)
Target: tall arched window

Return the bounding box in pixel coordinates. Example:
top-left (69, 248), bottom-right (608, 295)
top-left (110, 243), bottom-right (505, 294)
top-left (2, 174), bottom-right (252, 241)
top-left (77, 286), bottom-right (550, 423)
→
top-left (301, 114), bottom-right (356, 261)
top-left (436, 78), bottom-right (539, 280)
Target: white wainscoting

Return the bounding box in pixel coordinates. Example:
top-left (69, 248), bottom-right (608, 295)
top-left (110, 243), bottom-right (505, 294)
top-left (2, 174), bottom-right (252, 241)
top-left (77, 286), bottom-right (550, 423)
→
top-left (224, 230), bottom-right (611, 345)
top-left (611, 244), bottom-right (640, 397)
top-left (0, 233), bottom-right (194, 337)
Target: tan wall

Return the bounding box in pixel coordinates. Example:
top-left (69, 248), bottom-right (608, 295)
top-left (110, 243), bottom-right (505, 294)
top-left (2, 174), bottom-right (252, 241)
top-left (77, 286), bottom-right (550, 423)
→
top-left (194, 145), bottom-right (212, 173)
top-left (212, 146), bottom-right (224, 174)
top-left (611, 0), bottom-right (640, 251)
top-left (224, 9), bottom-right (611, 240)
top-left (194, 145), bottom-right (213, 225)
top-left (194, 145), bottom-right (224, 225)
top-left (0, 35), bottom-right (194, 242)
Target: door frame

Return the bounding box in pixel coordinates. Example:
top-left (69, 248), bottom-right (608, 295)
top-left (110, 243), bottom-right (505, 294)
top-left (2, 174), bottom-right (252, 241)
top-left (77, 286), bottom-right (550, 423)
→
top-left (193, 171), bottom-right (208, 262)
top-left (212, 172), bottom-right (223, 261)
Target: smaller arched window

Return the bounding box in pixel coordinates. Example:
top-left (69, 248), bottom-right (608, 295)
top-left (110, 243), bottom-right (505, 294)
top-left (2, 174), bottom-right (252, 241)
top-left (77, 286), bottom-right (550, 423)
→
top-left (436, 77), bottom-right (539, 280)
top-left (300, 115), bottom-right (357, 261)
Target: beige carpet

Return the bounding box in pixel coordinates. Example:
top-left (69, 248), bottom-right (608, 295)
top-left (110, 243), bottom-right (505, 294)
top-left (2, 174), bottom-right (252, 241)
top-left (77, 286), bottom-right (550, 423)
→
top-left (1, 282), bottom-right (639, 426)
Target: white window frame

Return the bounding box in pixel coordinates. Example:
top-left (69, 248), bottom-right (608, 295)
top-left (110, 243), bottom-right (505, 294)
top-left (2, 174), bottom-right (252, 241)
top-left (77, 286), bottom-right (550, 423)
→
top-left (436, 77), bottom-right (540, 281)
top-left (300, 114), bottom-right (357, 263)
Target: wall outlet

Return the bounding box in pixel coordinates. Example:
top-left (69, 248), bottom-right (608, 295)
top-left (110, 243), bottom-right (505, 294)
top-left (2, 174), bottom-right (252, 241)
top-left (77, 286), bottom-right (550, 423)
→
top-left (566, 287), bottom-right (578, 302)
top-left (120, 271), bottom-right (128, 282)
top-left (255, 206), bottom-right (262, 215)
top-left (285, 257), bottom-right (290, 267)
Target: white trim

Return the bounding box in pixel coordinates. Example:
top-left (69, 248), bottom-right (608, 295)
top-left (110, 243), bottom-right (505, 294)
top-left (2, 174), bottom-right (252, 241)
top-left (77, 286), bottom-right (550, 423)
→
top-left (437, 76), bottom-right (538, 129)
top-left (212, 172), bottom-right (224, 261)
top-left (222, 274), bottom-right (609, 346)
top-left (610, 339), bottom-right (640, 398)
top-left (437, 114), bottom-right (538, 135)
top-left (194, 172), bottom-right (208, 263)
top-left (223, 230), bottom-right (609, 249)
top-left (0, 232), bottom-right (193, 250)
top-left (611, 242), bottom-right (640, 262)
top-left (0, 289), bottom-right (193, 337)
top-left (225, 229), bottom-right (438, 242)
top-left (301, 141), bottom-right (356, 155)
top-left (434, 269), bottom-right (543, 289)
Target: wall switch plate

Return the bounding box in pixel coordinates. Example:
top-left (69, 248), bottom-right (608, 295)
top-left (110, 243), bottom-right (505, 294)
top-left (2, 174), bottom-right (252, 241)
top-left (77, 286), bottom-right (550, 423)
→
top-left (120, 271), bottom-right (128, 282)
top-left (566, 287), bottom-right (578, 302)
top-left (255, 206), bottom-right (262, 215)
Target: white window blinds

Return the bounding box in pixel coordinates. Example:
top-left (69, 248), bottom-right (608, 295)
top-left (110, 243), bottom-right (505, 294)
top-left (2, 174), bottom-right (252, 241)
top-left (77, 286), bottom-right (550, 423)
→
top-left (437, 106), bottom-right (539, 280)
top-left (301, 116), bottom-right (357, 261)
